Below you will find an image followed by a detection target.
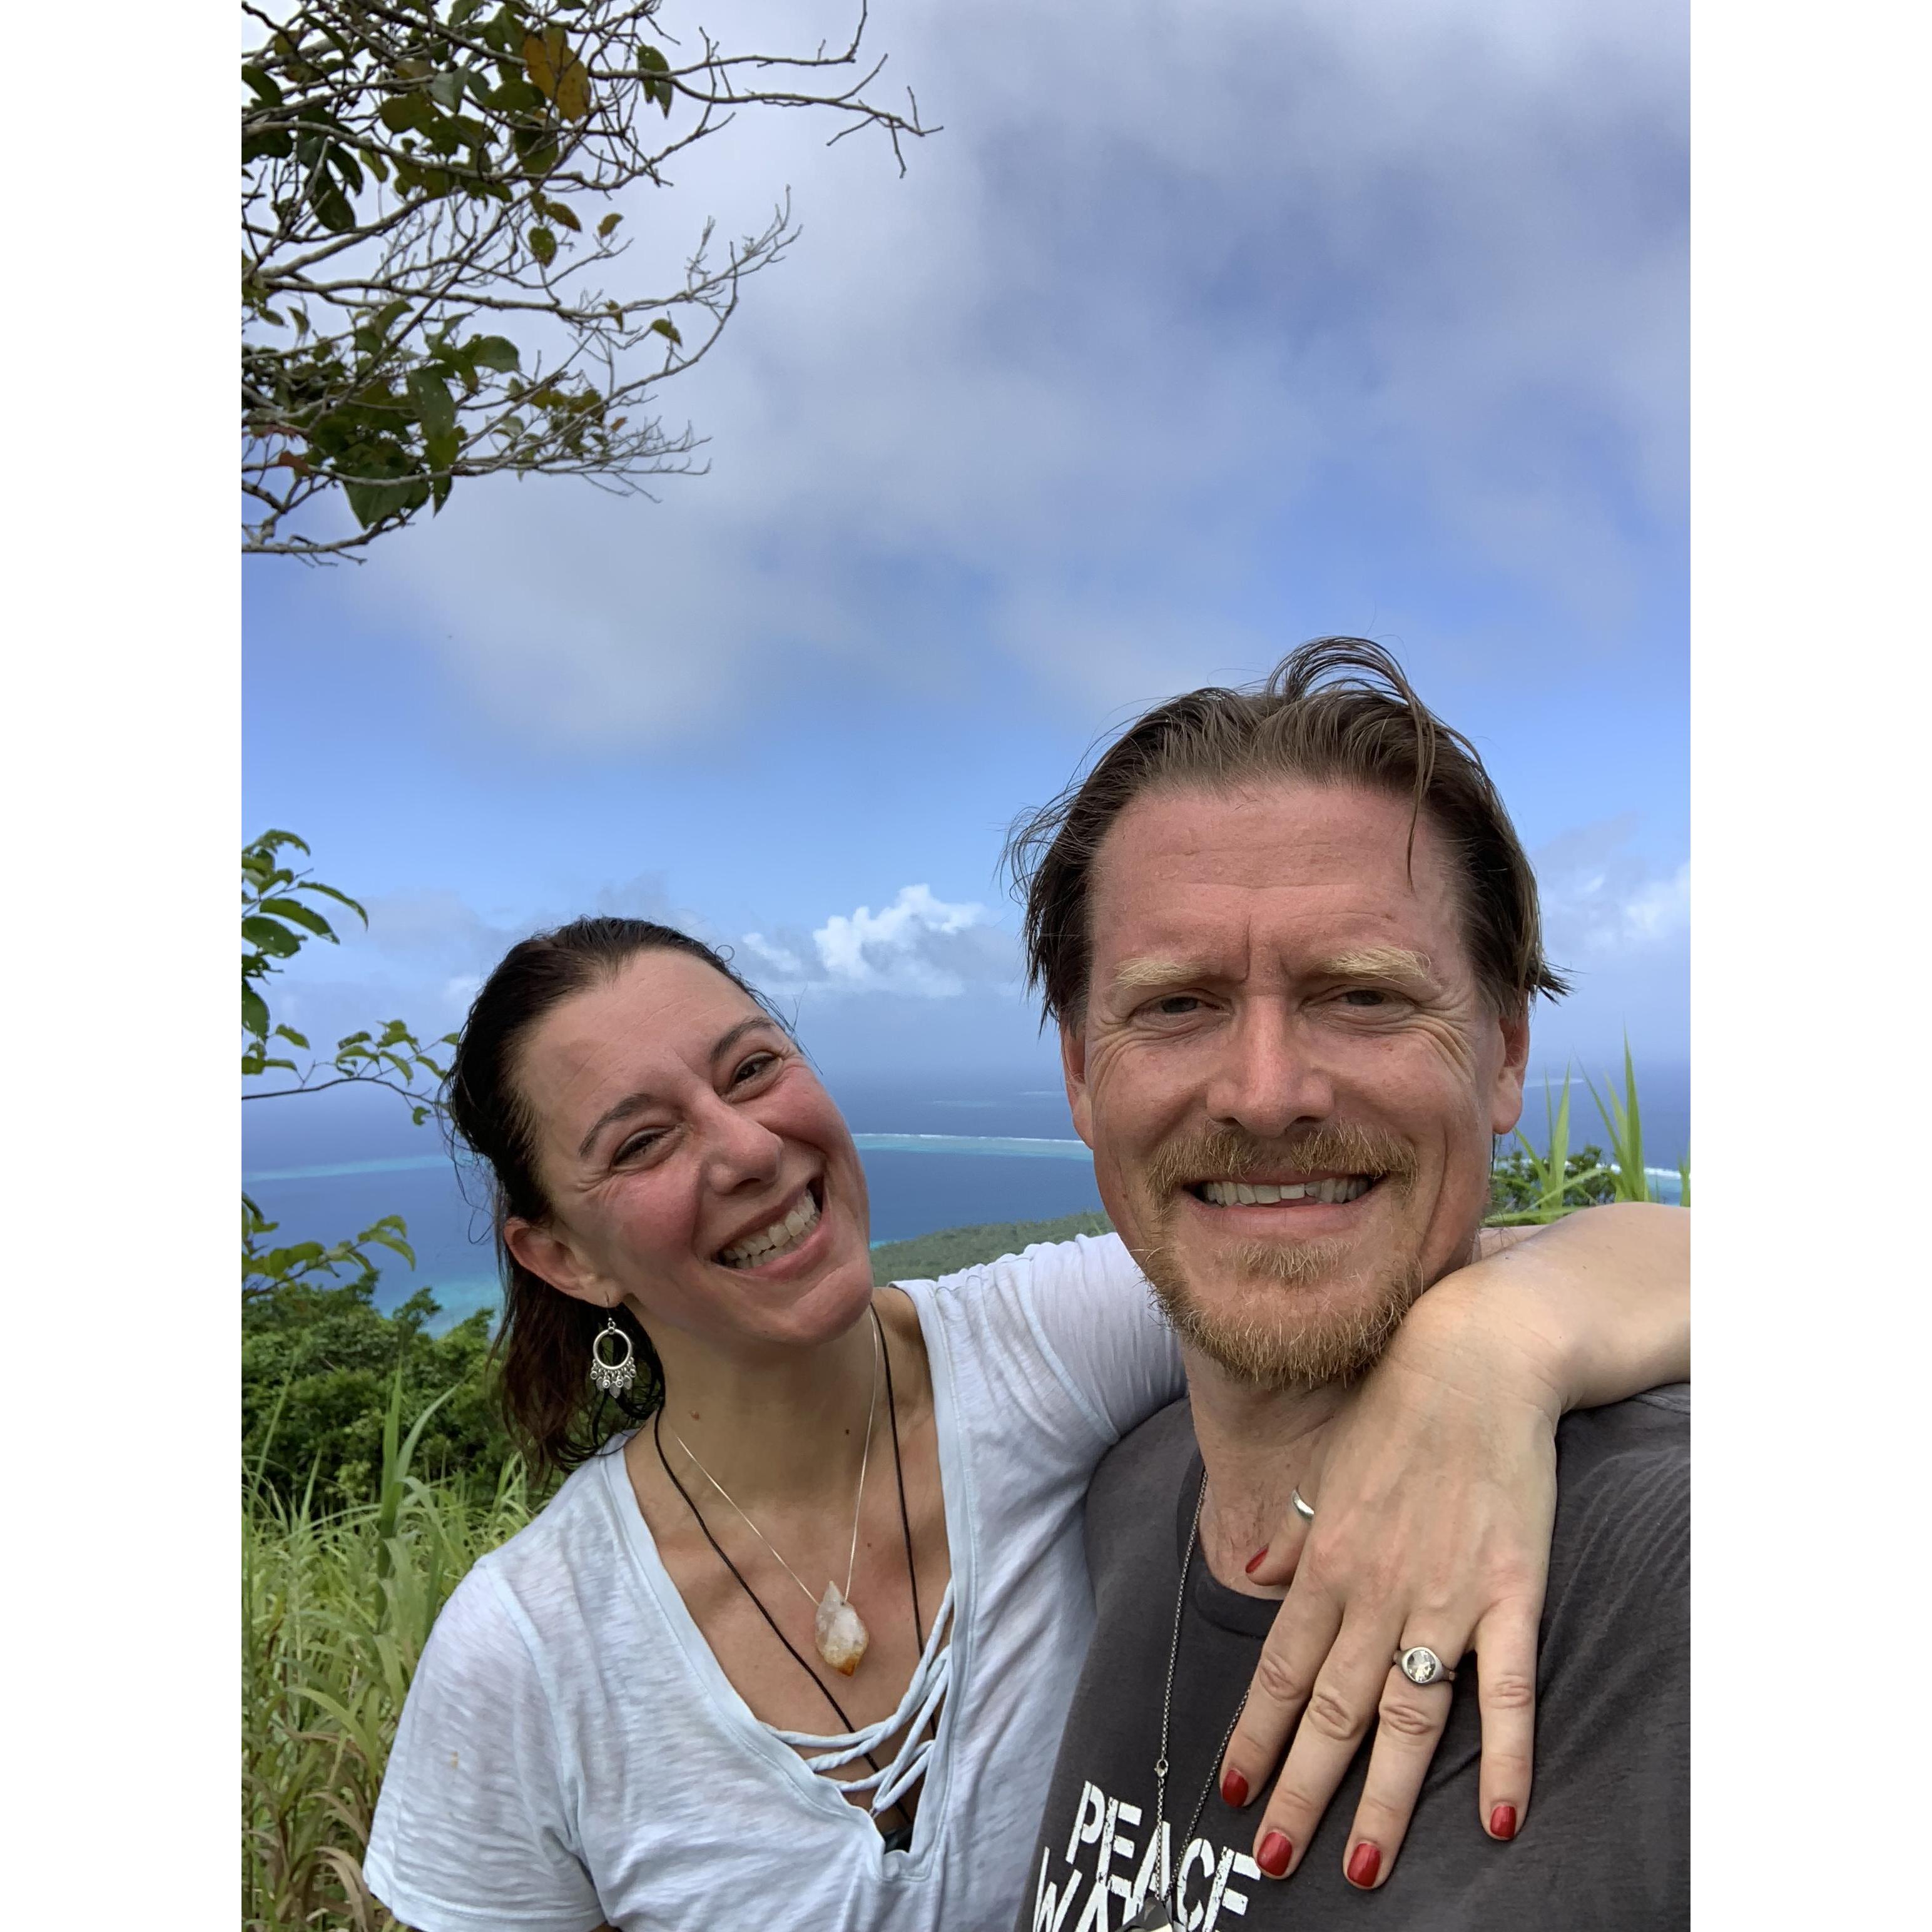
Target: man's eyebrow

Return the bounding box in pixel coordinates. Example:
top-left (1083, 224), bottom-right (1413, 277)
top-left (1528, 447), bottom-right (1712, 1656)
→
top-left (1109, 955), bottom-right (1216, 998)
top-left (574, 1015), bottom-right (782, 1161)
top-left (1321, 947), bottom-right (1434, 987)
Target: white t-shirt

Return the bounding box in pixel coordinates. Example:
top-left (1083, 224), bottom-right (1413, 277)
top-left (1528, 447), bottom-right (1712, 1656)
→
top-left (365, 1234), bottom-right (1184, 1932)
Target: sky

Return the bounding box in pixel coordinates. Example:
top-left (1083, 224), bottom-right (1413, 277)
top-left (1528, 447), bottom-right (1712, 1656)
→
top-left (243, 0), bottom-right (1689, 1114)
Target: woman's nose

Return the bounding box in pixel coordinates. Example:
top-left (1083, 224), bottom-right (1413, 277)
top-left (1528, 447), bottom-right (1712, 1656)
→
top-left (699, 1095), bottom-right (786, 1191)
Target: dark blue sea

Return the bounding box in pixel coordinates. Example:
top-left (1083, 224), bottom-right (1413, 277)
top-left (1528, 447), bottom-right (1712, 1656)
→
top-left (243, 1065), bottom-right (1687, 1329)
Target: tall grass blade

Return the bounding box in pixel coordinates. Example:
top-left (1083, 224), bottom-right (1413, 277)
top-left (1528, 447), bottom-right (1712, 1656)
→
top-left (1585, 1034), bottom-right (1649, 1203)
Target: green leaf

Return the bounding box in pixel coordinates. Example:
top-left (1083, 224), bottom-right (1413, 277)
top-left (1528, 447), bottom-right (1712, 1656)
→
top-left (242, 66), bottom-right (285, 108)
top-left (649, 317), bottom-right (682, 347)
top-left (242, 986), bottom-right (270, 1040)
top-left (527, 226), bottom-right (557, 266)
top-left (407, 367), bottom-right (458, 442)
top-left (368, 297), bottom-right (411, 343)
top-left (429, 70), bottom-right (465, 112)
top-left (597, 211), bottom-right (623, 240)
top-left (242, 916), bottom-right (303, 959)
top-left (544, 201), bottom-right (582, 233)
top-left (308, 174), bottom-right (355, 233)
top-left (638, 44), bottom-right (673, 115)
top-left (378, 92), bottom-right (436, 135)
top-left (257, 895), bottom-right (337, 940)
top-left (468, 334), bottom-right (521, 372)
top-left (273, 1024), bottom-right (311, 1049)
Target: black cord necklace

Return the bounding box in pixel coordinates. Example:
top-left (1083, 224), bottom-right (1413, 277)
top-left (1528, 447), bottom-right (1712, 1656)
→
top-left (651, 1302), bottom-right (925, 1835)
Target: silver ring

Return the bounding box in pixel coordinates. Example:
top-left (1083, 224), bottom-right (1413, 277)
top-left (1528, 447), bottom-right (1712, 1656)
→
top-left (1394, 1644), bottom-right (1457, 1686)
top-left (1291, 1488), bottom-right (1316, 1522)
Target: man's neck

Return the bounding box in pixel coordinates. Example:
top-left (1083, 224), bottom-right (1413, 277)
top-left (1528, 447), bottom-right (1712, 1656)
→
top-left (1184, 1346), bottom-right (1351, 1595)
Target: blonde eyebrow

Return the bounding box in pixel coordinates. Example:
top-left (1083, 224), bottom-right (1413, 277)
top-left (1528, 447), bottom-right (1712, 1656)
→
top-left (1109, 955), bottom-right (1214, 998)
top-left (1321, 947), bottom-right (1434, 988)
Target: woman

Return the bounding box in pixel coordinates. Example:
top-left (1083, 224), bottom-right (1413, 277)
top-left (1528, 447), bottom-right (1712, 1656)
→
top-left (364, 919), bottom-right (1687, 1931)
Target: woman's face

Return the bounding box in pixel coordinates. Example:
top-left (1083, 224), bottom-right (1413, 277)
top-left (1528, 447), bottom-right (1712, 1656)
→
top-left (505, 949), bottom-right (875, 1357)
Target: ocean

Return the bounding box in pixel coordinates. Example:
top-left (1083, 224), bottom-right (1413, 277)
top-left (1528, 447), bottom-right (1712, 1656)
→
top-left (243, 1063), bottom-right (1687, 1329)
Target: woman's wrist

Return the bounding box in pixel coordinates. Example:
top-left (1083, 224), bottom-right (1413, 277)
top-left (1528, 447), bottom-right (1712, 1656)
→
top-left (1397, 1254), bottom-right (1574, 1430)
top-left (1411, 1203), bottom-right (1690, 1419)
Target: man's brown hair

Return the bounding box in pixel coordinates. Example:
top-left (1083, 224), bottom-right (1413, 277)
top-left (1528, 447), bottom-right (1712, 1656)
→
top-left (1006, 636), bottom-right (1568, 1025)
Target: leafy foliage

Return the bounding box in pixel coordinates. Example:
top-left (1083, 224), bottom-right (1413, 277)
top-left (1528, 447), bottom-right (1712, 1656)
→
top-left (241, 1), bottom-right (930, 556)
top-left (242, 830), bottom-right (457, 1119)
top-left (244, 1275), bottom-right (524, 1509)
top-left (870, 1210), bottom-right (1116, 1285)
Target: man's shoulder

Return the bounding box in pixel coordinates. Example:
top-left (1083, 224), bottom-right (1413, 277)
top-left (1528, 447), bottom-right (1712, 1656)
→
top-left (1083, 1396), bottom-right (1196, 1586)
top-left (1547, 1383), bottom-right (1690, 1638)
top-left (1091, 1396), bottom-right (1196, 1513)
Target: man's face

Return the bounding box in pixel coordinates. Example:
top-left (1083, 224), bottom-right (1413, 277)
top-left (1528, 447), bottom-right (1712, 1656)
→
top-left (1062, 779), bottom-right (1530, 1388)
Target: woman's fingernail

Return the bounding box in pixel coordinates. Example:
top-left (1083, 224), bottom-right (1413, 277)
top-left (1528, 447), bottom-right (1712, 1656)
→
top-left (1257, 1831), bottom-right (1292, 1877)
top-left (1221, 1768), bottom-right (1249, 1808)
top-left (1346, 1842), bottom-right (1381, 1888)
top-left (1490, 1804), bottom-right (1518, 1841)
top-left (1244, 1545), bottom-right (1269, 1574)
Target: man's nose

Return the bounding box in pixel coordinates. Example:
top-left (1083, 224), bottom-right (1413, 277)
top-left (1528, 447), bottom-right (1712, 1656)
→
top-left (1203, 1008), bottom-right (1336, 1141)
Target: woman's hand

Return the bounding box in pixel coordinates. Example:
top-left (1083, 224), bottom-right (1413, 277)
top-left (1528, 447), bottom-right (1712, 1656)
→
top-left (1218, 1201), bottom-right (1690, 1888)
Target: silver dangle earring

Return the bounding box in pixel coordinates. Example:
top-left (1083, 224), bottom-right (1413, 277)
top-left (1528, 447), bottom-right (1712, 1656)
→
top-left (589, 1312), bottom-right (637, 1396)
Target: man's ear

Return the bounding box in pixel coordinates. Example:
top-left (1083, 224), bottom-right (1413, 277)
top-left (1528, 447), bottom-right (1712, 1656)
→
top-left (1489, 1004), bottom-right (1531, 1138)
top-left (504, 1216), bottom-right (611, 1308)
top-left (1060, 1017), bottom-right (1096, 1149)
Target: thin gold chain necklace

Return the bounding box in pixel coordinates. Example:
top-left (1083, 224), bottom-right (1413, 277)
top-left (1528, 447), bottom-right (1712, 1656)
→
top-left (666, 1310), bottom-right (881, 1675)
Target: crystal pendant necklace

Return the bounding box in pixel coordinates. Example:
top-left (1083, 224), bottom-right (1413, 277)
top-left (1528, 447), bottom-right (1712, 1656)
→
top-left (666, 1311), bottom-right (881, 1675)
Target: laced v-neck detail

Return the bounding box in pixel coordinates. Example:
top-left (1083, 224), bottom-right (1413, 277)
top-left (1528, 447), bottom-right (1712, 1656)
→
top-left (766, 1579), bottom-right (956, 1819)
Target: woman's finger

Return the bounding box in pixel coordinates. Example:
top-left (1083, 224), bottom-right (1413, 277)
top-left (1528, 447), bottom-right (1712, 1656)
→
top-left (1472, 1598), bottom-right (1542, 1840)
top-left (1216, 1573), bottom-right (1341, 1815)
top-left (1241, 1614), bottom-right (1401, 1882)
top-left (1335, 1641), bottom-right (1466, 1889)
top-left (1241, 1489), bottom-right (1316, 1589)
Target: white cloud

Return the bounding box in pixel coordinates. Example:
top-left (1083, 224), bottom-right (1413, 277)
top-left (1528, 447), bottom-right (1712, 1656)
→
top-left (319, 0), bottom-right (1685, 747)
top-left (745, 884), bottom-right (1018, 999)
top-left (1535, 815), bottom-right (1690, 960)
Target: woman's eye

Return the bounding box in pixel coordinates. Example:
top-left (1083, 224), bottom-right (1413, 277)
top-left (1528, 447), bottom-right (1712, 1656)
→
top-left (731, 1051), bottom-right (780, 1086)
top-left (614, 1130), bottom-right (663, 1163)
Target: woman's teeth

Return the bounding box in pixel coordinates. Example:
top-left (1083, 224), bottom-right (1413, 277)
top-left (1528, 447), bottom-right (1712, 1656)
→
top-left (1197, 1177), bottom-right (1373, 1207)
top-left (717, 1191), bottom-right (822, 1269)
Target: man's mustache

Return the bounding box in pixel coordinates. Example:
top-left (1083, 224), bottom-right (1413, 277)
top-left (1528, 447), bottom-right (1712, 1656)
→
top-left (1142, 1121), bottom-right (1419, 1199)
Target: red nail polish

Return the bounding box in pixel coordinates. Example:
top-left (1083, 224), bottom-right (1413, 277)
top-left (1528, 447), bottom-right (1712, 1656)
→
top-left (1221, 1768), bottom-right (1249, 1809)
top-left (1245, 1545), bottom-right (1269, 1575)
top-left (1490, 1804), bottom-right (1518, 1841)
top-left (1258, 1831), bottom-right (1292, 1878)
top-left (1347, 1843), bottom-right (1381, 1888)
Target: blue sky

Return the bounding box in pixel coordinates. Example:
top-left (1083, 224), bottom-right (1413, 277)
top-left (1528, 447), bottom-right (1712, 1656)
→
top-left (243, 0), bottom-right (1688, 1106)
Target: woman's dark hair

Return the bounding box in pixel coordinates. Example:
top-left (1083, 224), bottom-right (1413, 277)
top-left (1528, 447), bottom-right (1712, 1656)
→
top-left (445, 916), bottom-right (778, 1478)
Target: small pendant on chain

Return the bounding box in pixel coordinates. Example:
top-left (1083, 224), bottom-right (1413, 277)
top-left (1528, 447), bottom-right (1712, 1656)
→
top-left (814, 1582), bottom-right (869, 1675)
top-left (1123, 1901), bottom-right (1176, 1930)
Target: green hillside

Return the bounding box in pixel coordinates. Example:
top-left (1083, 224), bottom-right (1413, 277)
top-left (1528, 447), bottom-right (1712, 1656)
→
top-left (870, 1209), bottom-right (1115, 1285)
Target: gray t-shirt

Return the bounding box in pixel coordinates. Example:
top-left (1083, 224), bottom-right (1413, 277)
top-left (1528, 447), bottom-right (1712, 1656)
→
top-left (1020, 1386), bottom-right (1689, 1932)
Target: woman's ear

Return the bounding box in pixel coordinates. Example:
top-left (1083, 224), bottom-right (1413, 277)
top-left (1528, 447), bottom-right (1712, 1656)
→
top-left (504, 1216), bottom-right (609, 1308)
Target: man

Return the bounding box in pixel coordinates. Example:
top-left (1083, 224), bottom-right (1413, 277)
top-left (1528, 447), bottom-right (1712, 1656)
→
top-left (1012, 639), bottom-right (1687, 1930)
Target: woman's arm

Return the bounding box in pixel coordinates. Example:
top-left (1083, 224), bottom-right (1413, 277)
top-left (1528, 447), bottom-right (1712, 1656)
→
top-left (1218, 1201), bottom-right (1689, 1889)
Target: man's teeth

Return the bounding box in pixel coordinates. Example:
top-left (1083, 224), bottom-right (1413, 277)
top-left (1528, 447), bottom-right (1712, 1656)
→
top-left (1197, 1177), bottom-right (1373, 1207)
top-left (718, 1191), bottom-right (821, 1269)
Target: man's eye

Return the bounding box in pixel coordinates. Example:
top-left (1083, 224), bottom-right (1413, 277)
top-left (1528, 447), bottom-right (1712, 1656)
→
top-left (1151, 995), bottom-right (1203, 1017)
top-left (1342, 989), bottom-right (1390, 1007)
